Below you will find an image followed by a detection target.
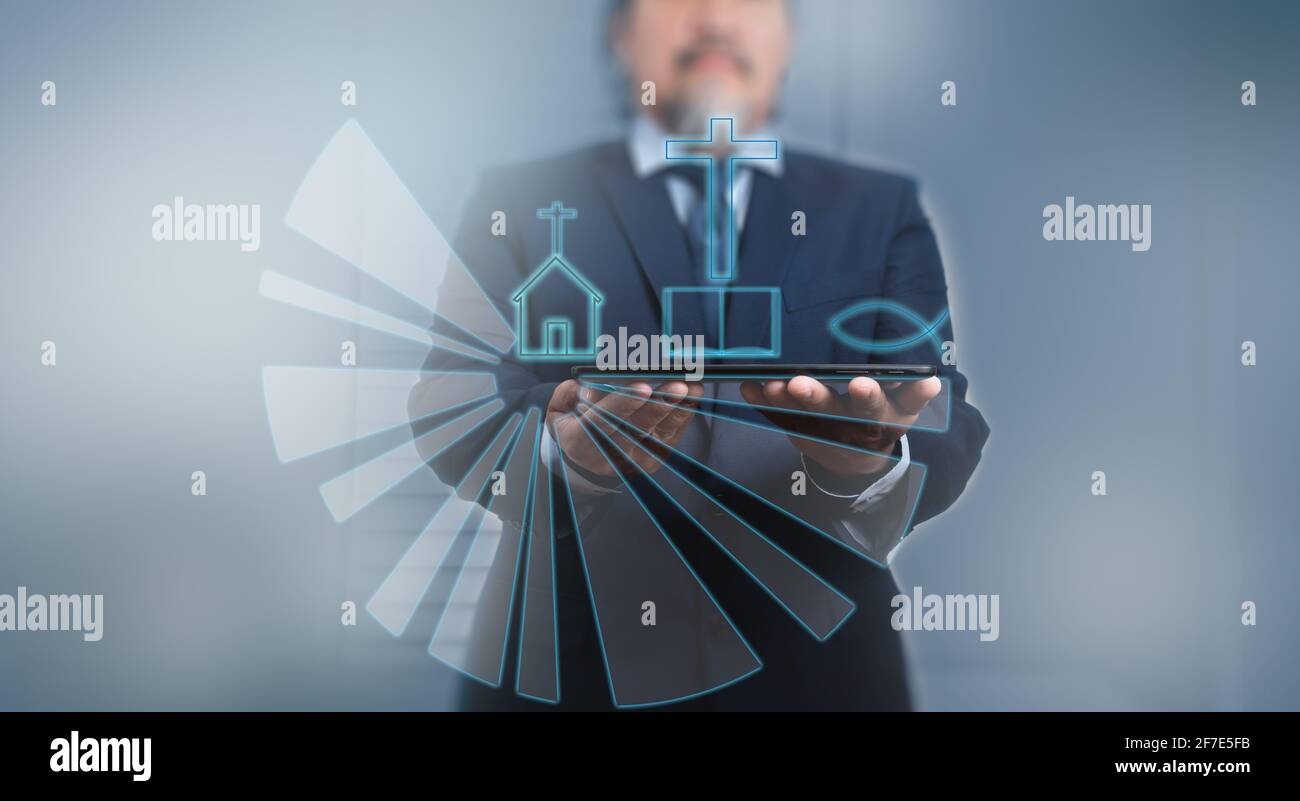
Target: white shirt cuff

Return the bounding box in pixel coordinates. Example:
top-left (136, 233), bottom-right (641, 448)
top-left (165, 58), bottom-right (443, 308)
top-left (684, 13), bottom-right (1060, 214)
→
top-left (802, 434), bottom-right (911, 512)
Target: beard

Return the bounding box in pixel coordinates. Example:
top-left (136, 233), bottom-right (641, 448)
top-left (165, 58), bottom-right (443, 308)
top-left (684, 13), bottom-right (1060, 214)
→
top-left (662, 77), bottom-right (754, 138)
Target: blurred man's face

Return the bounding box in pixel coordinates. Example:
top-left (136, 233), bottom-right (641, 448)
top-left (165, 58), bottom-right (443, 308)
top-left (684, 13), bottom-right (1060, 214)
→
top-left (614, 0), bottom-right (792, 133)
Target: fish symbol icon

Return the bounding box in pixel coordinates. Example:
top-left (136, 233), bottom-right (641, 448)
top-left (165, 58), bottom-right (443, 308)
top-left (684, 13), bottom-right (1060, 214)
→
top-left (827, 300), bottom-right (949, 354)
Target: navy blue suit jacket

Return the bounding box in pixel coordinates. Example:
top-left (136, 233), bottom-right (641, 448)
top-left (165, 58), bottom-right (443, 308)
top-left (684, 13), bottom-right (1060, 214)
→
top-left (413, 141), bottom-right (989, 710)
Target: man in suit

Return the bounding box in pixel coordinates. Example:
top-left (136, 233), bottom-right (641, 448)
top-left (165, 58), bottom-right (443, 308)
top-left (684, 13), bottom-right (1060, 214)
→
top-left (412, 0), bottom-right (989, 710)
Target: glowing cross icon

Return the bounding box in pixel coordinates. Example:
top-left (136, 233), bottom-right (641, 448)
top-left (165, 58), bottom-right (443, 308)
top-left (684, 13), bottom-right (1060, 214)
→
top-left (664, 117), bottom-right (779, 282)
top-left (536, 200), bottom-right (578, 256)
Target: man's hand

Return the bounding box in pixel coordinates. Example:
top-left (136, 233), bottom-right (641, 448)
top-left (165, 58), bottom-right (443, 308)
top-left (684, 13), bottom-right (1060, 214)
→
top-left (547, 379), bottom-right (704, 477)
top-left (739, 375), bottom-right (942, 477)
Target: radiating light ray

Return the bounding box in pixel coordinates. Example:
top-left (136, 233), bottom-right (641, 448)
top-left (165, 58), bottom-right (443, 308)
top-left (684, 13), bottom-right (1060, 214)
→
top-left (258, 270), bottom-right (498, 365)
top-left (406, 371), bottom-right (498, 423)
top-left (319, 398), bottom-right (505, 523)
top-left (366, 414), bottom-right (522, 637)
top-left (263, 366), bottom-right (497, 463)
top-left (428, 408), bottom-right (541, 685)
top-left (577, 406), bottom-right (855, 641)
top-left (515, 441), bottom-right (560, 704)
top-left (285, 119), bottom-right (515, 355)
top-left (578, 376), bottom-right (952, 434)
top-left (583, 398), bottom-right (926, 567)
top-left (561, 414), bottom-right (762, 708)
top-left (268, 118), bottom-right (941, 706)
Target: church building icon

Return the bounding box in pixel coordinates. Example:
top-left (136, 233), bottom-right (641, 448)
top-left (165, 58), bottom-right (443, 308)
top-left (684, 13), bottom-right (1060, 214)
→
top-left (512, 201), bottom-right (603, 359)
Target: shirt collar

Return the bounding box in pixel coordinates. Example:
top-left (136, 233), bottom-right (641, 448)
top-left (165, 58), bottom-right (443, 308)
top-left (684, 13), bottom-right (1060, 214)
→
top-left (628, 114), bottom-right (784, 180)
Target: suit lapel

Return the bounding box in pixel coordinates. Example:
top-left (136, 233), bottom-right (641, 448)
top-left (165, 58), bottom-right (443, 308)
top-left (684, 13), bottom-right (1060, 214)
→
top-left (589, 145), bottom-right (700, 322)
top-left (721, 169), bottom-right (802, 352)
top-left (587, 146), bottom-right (805, 352)
top-left (736, 169), bottom-right (800, 290)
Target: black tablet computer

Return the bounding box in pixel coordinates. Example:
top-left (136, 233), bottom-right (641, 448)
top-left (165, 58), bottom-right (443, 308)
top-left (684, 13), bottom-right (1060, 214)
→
top-left (572, 364), bottom-right (938, 382)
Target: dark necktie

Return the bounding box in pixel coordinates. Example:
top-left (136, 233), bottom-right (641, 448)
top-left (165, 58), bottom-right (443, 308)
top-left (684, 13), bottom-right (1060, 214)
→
top-left (662, 161), bottom-right (735, 350)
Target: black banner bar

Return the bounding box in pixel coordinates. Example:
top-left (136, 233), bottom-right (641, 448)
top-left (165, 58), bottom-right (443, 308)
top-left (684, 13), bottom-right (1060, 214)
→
top-left (0, 711), bottom-right (1283, 787)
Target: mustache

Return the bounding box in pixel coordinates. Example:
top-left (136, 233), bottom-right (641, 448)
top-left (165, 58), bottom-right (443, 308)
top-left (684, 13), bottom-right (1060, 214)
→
top-left (674, 39), bottom-right (753, 76)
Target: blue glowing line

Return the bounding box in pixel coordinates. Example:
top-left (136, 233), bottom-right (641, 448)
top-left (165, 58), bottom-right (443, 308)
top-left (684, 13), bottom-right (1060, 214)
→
top-left (661, 285), bottom-right (781, 357)
top-left (513, 202), bottom-right (605, 361)
top-left (285, 118), bottom-right (515, 355)
top-left (827, 301), bottom-right (949, 354)
top-left (664, 117), bottom-right (779, 282)
top-left (364, 414), bottom-right (522, 638)
top-left (318, 397), bottom-right (504, 523)
top-left (427, 409), bottom-right (540, 688)
top-left (261, 365), bottom-right (500, 464)
top-left (514, 439), bottom-right (560, 704)
top-left (258, 270), bottom-right (500, 365)
top-left (582, 397), bottom-right (927, 569)
top-left (578, 411), bottom-right (855, 642)
top-left (579, 376), bottom-right (953, 436)
top-left (566, 414), bottom-right (763, 708)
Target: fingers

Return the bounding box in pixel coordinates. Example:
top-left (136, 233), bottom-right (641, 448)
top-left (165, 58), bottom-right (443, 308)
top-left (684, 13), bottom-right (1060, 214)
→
top-left (743, 375), bottom-right (936, 426)
top-left (760, 379), bottom-right (804, 412)
top-left (547, 380), bottom-right (582, 414)
top-left (572, 404), bottom-right (667, 476)
top-left (847, 377), bottom-right (888, 421)
top-left (626, 381), bottom-right (689, 430)
top-left (605, 381), bottom-right (704, 441)
top-left (785, 375), bottom-right (841, 414)
top-left (652, 381), bottom-right (705, 440)
top-left (739, 378), bottom-right (826, 433)
top-left (571, 380), bottom-right (704, 472)
top-left (589, 380), bottom-right (653, 419)
top-left (739, 380), bottom-right (766, 407)
top-left (577, 380), bottom-right (692, 435)
top-left (889, 376), bottom-right (942, 416)
top-left (551, 380), bottom-right (651, 476)
top-left (751, 379), bottom-right (819, 416)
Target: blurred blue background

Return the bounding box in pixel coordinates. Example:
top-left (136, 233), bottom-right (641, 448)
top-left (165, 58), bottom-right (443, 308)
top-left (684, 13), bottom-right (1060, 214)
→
top-left (1, 0), bottom-right (1296, 710)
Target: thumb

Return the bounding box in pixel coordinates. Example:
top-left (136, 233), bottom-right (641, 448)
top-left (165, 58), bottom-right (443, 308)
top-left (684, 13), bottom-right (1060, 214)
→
top-left (548, 380), bottom-right (581, 414)
top-left (891, 376), bottom-right (942, 417)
